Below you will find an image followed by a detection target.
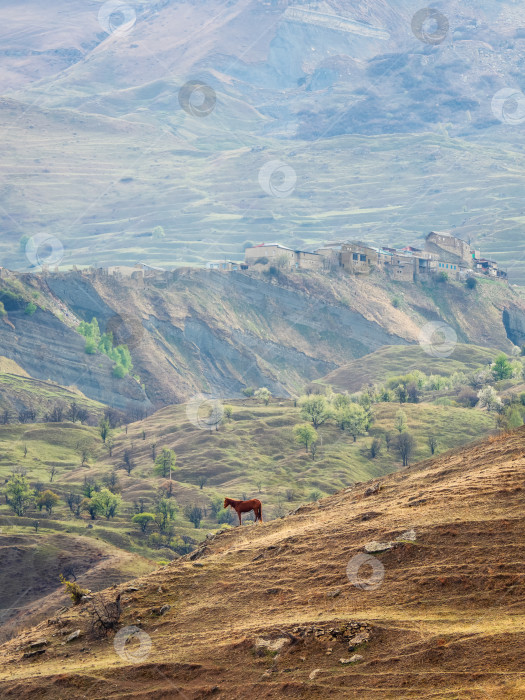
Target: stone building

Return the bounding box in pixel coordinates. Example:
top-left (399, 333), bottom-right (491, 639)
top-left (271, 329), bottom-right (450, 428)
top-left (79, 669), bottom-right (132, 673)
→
top-left (425, 231), bottom-right (473, 265)
top-left (244, 243), bottom-right (323, 270)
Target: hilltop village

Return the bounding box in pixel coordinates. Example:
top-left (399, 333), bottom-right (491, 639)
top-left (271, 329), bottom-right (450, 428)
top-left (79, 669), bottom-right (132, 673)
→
top-left (27, 231), bottom-right (507, 288)
top-left (212, 231), bottom-right (507, 283)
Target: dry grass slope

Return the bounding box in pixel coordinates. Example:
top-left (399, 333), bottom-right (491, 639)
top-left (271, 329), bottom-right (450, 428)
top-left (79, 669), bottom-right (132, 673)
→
top-left (1, 427), bottom-right (524, 698)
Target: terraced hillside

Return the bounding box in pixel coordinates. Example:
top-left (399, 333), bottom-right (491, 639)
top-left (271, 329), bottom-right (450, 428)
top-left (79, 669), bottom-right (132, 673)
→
top-left (1, 426), bottom-right (524, 698)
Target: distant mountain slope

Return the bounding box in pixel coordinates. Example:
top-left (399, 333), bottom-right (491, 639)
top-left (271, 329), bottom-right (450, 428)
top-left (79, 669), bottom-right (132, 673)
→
top-left (321, 343), bottom-right (499, 393)
top-left (2, 2), bottom-right (525, 278)
top-left (2, 426), bottom-right (524, 698)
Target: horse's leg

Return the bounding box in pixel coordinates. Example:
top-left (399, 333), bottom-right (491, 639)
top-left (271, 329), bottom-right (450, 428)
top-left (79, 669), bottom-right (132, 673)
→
top-left (237, 509), bottom-right (242, 526)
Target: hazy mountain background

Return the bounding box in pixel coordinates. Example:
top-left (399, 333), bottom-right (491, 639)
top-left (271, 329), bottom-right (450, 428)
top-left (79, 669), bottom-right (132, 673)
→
top-left (2, 0), bottom-right (525, 280)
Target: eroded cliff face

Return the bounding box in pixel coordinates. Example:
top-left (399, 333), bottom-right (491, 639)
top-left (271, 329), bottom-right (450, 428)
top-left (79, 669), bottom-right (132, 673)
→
top-left (1, 268), bottom-right (523, 410)
top-left (503, 307), bottom-right (525, 347)
top-left (0, 303), bottom-right (150, 413)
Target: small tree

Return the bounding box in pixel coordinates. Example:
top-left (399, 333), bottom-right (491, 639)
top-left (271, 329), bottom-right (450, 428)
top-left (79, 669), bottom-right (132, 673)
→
top-left (397, 432), bottom-right (415, 466)
top-left (185, 504), bottom-right (203, 528)
top-left (466, 276), bottom-right (477, 290)
top-left (5, 473), bottom-right (34, 516)
top-left (132, 512), bottom-right (155, 534)
top-left (242, 387), bottom-right (254, 397)
top-left (492, 354), bottom-right (513, 381)
top-left (48, 465), bottom-right (57, 482)
top-left (300, 395), bottom-right (330, 428)
top-left (335, 403), bottom-right (369, 441)
top-left (33, 520), bottom-right (39, 533)
top-left (66, 492), bottom-right (82, 517)
top-left (91, 488), bottom-right (121, 520)
top-left (370, 437), bottom-right (382, 458)
top-left (98, 417), bottom-right (111, 443)
top-left (102, 470), bottom-right (119, 493)
top-left (59, 574), bottom-right (89, 605)
top-left (428, 435), bottom-right (438, 455)
top-left (395, 410), bottom-right (408, 433)
top-left (155, 497), bottom-right (177, 532)
top-left (223, 405), bottom-right (233, 421)
top-left (254, 387), bottom-right (271, 405)
top-left (122, 448), bottom-right (135, 475)
top-left (154, 448), bottom-right (177, 479)
top-left (477, 386), bottom-right (502, 412)
top-left (82, 497), bottom-right (101, 520)
top-left (152, 225), bottom-right (165, 239)
top-left (293, 423), bottom-right (318, 452)
top-left (36, 489), bottom-right (60, 514)
top-left (105, 436), bottom-right (115, 457)
top-left (197, 475), bottom-right (208, 489)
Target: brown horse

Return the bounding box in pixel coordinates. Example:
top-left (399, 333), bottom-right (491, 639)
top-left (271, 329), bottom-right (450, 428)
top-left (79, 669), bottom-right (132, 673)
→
top-left (224, 497), bottom-right (263, 526)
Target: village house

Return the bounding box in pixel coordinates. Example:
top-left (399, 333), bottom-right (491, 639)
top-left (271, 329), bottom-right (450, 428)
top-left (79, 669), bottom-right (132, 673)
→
top-left (206, 260), bottom-right (248, 271)
top-left (236, 231), bottom-right (508, 283)
top-left (244, 243), bottom-right (323, 271)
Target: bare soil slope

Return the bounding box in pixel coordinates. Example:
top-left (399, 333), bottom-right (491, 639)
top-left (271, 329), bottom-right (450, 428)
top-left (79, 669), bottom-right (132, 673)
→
top-left (1, 427), bottom-right (524, 698)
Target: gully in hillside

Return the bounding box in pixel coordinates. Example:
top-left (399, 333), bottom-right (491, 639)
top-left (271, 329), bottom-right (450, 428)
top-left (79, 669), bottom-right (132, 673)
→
top-left (224, 497), bottom-right (263, 525)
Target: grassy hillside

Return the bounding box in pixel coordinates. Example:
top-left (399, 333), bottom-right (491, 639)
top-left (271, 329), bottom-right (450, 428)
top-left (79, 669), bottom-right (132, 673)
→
top-left (2, 426), bottom-right (524, 698)
top-left (0, 372), bottom-right (106, 421)
top-left (0, 399), bottom-right (496, 562)
top-left (321, 343), bottom-right (499, 393)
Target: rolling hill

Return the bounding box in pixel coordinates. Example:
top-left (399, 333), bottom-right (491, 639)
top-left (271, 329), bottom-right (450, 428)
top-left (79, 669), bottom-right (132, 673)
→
top-left (321, 343), bottom-right (499, 393)
top-left (1, 425), bottom-right (524, 698)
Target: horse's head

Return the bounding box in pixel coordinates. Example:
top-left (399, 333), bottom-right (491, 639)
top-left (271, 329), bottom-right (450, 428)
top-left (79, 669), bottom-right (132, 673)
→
top-left (223, 498), bottom-right (230, 509)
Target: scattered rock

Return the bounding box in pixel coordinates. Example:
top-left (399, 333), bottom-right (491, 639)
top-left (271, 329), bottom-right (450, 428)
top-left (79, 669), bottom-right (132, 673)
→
top-left (364, 483), bottom-right (380, 497)
top-left (252, 553), bottom-right (264, 562)
top-left (309, 668), bottom-right (322, 680)
top-left (26, 639), bottom-right (49, 650)
top-left (266, 588), bottom-right (280, 594)
top-left (23, 649), bottom-right (46, 659)
top-left (159, 604), bottom-right (171, 615)
top-left (348, 631), bottom-right (370, 650)
top-left (396, 528), bottom-right (416, 541)
top-left (408, 498), bottom-right (427, 508)
top-left (189, 547), bottom-right (206, 561)
top-left (65, 630), bottom-right (82, 643)
top-left (192, 561), bottom-right (204, 567)
top-left (326, 588), bottom-right (342, 599)
top-left (360, 511), bottom-right (382, 521)
top-left (363, 541), bottom-right (393, 553)
top-left (125, 586), bottom-right (139, 592)
top-left (340, 654), bottom-right (363, 664)
top-left (205, 532), bottom-right (215, 540)
top-left (80, 595), bottom-right (93, 603)
top-left (254, 636), bottom-right (290, 653)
